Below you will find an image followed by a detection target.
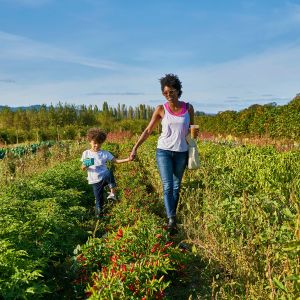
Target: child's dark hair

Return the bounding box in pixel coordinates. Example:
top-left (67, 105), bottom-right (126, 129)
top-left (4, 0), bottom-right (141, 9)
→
top-left (159, 73), bottom-right (182, 98)
top-left (87, 128), bottom-right (107, 143)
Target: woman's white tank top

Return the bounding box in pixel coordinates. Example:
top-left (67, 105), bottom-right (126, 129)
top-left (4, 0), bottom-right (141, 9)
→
top-left (157, 102), bottom-right (190, 152)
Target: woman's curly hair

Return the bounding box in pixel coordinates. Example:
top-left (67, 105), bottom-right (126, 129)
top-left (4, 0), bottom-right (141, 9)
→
top-left (86, 128), bottom-right (107, 143)
top-left (159, 73), bottom-right (182, 98)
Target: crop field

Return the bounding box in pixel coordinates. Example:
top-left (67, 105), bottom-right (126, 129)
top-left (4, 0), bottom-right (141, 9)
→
top-left (0, 134), bottom-right (299, 299)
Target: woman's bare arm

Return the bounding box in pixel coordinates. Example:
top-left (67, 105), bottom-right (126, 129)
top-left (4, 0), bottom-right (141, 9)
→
top-left (188, 103), bottom-right (195, 125)
top-left (130, 105), bottom-right (163, 159)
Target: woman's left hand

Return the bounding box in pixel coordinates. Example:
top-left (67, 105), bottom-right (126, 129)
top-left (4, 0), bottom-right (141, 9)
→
top-left (189, 127), bottom-right (200, 138)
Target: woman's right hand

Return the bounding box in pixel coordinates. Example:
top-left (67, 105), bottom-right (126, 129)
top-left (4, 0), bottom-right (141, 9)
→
top-left (129, 149), bottom-right (137, 161)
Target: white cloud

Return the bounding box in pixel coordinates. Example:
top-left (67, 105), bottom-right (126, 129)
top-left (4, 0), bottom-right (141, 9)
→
top-left (179, 42), bottom-right (300, 111)
top-left (0, 31), bottom-right (122, 70)
top-left (1, 41), bottom-right (299, 112)
top-left (0, 15), bottom-right (299, 113)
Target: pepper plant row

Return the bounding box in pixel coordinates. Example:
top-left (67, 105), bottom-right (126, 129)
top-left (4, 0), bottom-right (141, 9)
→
top-left (71, 142), bottom-right (188, 299)
top-left (138, 136), bottom-right (300, 299)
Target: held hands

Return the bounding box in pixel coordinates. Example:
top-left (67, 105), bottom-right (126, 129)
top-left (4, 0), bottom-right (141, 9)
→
top-left (129, 148), bottom-right (137, 161)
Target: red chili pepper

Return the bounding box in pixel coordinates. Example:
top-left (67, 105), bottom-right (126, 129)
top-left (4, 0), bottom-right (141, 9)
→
top-left (102, 266), bottom-right (108, 279)
top-left (130, 264), bottom-right (135, 273)
top-left (85, 291), bottom-right (92, 297)
top-left (116, 228), bottom-right (123, 239)
top-left (161, 241), bottom-right (173, 252)
top-left (110, 268), bottom-right (116, 276)
top-left (129, 284), bottom-right (135, 292)
top-left (151, 243), bottom-right (160, 253)
top-left (120, 264), bottom-right (127, 272)
top-left (110, 254), bottom-right (118, 263)
top-left (150, 246), bottom-right (157, 253)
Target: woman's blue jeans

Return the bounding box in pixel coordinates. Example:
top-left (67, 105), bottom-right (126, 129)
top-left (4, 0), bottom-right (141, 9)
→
top-left (156, 148), bottom-right (188, 218)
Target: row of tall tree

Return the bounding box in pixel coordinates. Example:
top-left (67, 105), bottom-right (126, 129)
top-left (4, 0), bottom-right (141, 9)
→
top-left (0, 102), bottom-right (154, 144)
top-left (0, 95), bottom-right (299, 144)
top-left (0, 102), bottom-right (154, 130)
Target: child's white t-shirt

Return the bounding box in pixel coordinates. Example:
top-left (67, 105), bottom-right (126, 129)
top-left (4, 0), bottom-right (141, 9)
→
top-left (81, 149), bottom-right (114, 184)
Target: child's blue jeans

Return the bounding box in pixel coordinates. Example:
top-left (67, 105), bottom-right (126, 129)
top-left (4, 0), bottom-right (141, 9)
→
top-left (156, 148), bottom-right (188, 218)
top-left (91, 169), bottom-right (116, 214)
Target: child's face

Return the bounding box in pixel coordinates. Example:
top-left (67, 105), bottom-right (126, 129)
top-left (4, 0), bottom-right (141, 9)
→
top-left (90, 140), bottom-right (101, 151)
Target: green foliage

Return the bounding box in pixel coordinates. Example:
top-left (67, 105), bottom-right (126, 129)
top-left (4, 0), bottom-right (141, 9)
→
top-left (197, 96), bottom-right (300, 140)
top-left (73, 220), bottom-right (180, 299)
top-left (0, 102), bottom-right (155, 144)
top-left (0, 159), bottom-right (91, 299)
top-left (1, 134), bottom-right (298, 299)
top-left (70, 144), bottom-right (187, 299)
top-left (138, 136), bottom-right (300, 299)
top-left (0, 240), bottom-right (49, 300)
top-left (0, 141), bottom-right (55, 160)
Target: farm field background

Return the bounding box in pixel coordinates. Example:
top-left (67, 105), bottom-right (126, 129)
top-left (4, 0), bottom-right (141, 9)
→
top-left (2, 0), bottom-right (300, 298)
top-left (0, 132), bottom-right (299, 299)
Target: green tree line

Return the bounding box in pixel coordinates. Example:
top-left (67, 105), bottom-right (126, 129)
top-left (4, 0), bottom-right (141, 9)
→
top-left (1, 95), bottom-right (299, 144)
top-left (196, 94), bottom-right (300, 140)
top-left (0, 102), bottom-right (155, 144)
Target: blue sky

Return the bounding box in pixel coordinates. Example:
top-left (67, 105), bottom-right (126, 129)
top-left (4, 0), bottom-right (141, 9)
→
top-left (0, 0), bottom-right (300, 113)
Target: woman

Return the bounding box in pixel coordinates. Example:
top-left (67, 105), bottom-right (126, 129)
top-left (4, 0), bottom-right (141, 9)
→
top-left (130, 73), bottom-right (198, 231)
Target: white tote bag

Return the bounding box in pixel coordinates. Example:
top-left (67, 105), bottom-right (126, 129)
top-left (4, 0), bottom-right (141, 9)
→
top-left (186, 134), bottom-right (200, 170)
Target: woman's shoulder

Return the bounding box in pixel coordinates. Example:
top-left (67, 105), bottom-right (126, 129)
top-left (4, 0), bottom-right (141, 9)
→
top-left (155, 104), bottom-right (164, 110)
top-left (152, 104), bottom-right (165, 117)
top-left (185, 102), bottom-right (194, 111)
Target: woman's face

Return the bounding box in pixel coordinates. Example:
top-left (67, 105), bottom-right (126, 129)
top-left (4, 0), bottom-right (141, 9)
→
top-left (162, 86), bottom-right (179, 103)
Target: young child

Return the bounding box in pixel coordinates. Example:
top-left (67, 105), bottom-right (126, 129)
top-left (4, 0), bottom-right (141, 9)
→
top-left (81, 128), bottom-right (130, 217)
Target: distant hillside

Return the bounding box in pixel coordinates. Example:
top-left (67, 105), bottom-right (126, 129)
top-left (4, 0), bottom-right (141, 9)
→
top-left (0, 105), bottom-right (42, 111)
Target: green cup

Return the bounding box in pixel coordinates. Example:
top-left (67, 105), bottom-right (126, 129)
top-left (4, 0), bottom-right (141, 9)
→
top-left (83, 158), bottom-right (94, 167)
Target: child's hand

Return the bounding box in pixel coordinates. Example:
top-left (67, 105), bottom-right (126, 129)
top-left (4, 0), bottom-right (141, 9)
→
top-left (83, 158), bottom-right (94, 167)
top-left (81, 164), bottom-right (87, 171)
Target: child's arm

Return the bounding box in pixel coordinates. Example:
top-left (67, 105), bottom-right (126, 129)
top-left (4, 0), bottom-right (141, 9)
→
top-left (112, 157), bottom-right (130, 164)
top-left (81, 164), bottom-right (88, 171)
